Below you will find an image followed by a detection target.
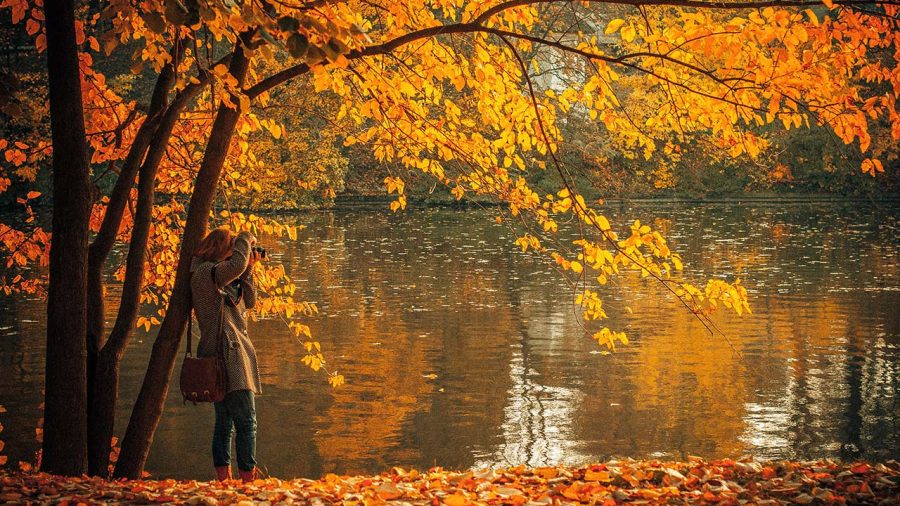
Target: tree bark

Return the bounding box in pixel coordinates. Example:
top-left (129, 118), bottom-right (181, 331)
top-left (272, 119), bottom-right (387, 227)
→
top-left (87, 85), bottom-right (201, 476)
top-left (41, 0), bottom-right (92, 476)
top-left (114, 39), bottom-right (252, 480)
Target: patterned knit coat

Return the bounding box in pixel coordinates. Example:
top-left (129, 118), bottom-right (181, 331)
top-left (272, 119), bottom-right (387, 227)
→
top-left (190, 231), bottom-right (261, 394)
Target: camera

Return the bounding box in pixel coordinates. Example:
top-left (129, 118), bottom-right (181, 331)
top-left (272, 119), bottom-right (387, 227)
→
top-left (252, 246), bottom-right (267, 259)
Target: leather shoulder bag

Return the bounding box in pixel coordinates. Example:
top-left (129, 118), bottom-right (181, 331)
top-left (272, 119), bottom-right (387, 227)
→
top-left (179, 263), bottom-right (228, 404)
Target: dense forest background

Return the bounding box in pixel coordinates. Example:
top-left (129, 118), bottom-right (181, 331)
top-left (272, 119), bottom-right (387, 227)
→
top-left (3, 13), bottom-right (899, 215)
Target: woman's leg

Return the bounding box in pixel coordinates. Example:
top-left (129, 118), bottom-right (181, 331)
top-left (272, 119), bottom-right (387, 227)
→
top-left (212, 399), bottom-right (235, 469)
top-left (226, 390), bottom-right (257, 474)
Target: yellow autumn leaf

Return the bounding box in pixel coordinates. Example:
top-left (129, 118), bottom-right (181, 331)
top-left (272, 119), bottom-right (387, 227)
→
top-left (597, 215), bottom-right (610, 231)
top-left (444, 493), bottom-right (468, 506)
top-left (605, 19), bottom-right (625, 34)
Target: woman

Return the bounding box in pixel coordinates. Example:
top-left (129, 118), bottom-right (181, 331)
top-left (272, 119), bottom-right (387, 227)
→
top-left (191, 227), bottom-right (263, 482)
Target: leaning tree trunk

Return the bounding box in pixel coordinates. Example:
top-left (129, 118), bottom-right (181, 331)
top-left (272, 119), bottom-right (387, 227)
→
top-left (86, 78), bottom-right (172, 351)
top-left (114, 39), bottom-right (252, 479)
top-left (84, 44), bottom-right (228, 475)
top-left (86, 42), bottom-right (182, 355)
top-left (87, 85), bottom-right (201, 476)
top-left (41, 0), bottom-right (92, 476)
top-left (85, 69), bottom-right (172, 476)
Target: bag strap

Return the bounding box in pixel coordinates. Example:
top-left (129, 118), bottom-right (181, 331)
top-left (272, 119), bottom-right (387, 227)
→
top-left (212, 264), bottom-right (229, 391)
top-left (184, 269), bottom-right (197, 357)
top-left (185, 305), bottom-right (193, 357)
top-left (215, 266), bottom-right (226, 348)
top-left (210, 263), bottom-right (228, 368)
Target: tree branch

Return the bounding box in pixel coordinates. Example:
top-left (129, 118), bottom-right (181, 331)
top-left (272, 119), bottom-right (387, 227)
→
top-left (247, 0), bottom-right (896, 98)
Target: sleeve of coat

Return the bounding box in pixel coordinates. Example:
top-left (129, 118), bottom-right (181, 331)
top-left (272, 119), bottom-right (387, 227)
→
top-left (214, 231), bottom-right (256, 287)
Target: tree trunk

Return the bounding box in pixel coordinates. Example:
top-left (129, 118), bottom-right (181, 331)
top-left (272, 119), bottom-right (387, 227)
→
top-left (87, 124), bottom-right (154, 344)
top-left (114, 40), bottom-right (252, 480)
top-left (84, 43), bottom-right (224, 475)
top-left (86, 42), bottom-right (182, 390)
top-left (87, 86), bottom-right (200, 476)
top-left (41, 0), bottom-right (92, 476)
top-left (86, 115), bottom-right (157, 474)
top-left (86, 48), bottom-right (179, 356)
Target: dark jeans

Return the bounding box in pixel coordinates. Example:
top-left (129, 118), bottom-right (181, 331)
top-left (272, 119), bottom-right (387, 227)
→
top-left (212, 389), bottom-right (257, 471)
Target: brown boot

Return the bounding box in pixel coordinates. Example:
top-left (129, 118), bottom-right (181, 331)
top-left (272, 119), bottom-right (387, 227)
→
top-left (238, 467), bottom-right (257, 483)
top-left (215, 466), bottom-right (232, 481)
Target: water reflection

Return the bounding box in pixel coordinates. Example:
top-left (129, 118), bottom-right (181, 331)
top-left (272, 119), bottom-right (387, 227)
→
top-left (0, 202), bottom-right (897, 479)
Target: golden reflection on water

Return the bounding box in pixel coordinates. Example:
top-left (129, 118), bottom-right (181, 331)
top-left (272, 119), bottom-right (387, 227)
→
top-left (0, 203), bottom-right (896, 479)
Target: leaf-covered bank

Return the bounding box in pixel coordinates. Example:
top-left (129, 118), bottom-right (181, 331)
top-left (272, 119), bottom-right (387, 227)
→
top-left (1, 459), bottom-right (898, 505)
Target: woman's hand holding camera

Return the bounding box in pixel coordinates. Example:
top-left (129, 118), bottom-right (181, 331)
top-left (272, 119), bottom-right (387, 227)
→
top-left (249, 246), bottom-right (266, 266)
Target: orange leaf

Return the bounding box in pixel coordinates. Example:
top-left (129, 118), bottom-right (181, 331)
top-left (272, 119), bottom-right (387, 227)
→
top-left (585, 469), bottom-right (612, 482)
top-left (444, 493), bottom-right (468, 506)
top-left (850, 463), bottom-right (871, 474)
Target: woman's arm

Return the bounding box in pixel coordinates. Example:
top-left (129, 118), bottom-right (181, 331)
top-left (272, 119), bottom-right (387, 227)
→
top-left (240, 265), bottom-right (256, 310)
top-left (213, 231), bottom-right (256, 287)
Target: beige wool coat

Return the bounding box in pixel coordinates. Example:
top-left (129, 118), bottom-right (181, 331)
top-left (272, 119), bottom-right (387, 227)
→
top-left (190, 231), bottom-right (261, 394)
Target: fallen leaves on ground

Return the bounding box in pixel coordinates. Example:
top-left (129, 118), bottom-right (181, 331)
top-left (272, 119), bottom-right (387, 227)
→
top-left (1, 458), bottom-right (898, 505)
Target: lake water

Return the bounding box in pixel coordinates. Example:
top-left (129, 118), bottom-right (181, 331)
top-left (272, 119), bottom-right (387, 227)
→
top-left (0, 202), bottom-right (898, 479)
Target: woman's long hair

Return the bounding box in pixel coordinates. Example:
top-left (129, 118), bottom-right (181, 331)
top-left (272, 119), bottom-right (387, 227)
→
top-left (194, 227), bottom-right (234, 262)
